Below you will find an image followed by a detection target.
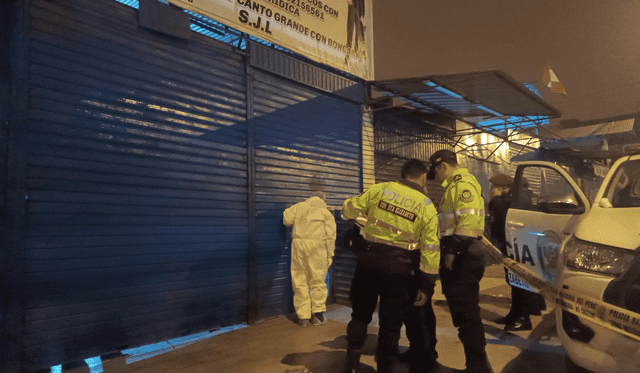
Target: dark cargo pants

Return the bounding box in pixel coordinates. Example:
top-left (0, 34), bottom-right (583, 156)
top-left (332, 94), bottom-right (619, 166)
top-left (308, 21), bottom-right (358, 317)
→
top-left (346, 248), bottom-right (414, 368)
top-left (440, 248), bottom-right (489, 371)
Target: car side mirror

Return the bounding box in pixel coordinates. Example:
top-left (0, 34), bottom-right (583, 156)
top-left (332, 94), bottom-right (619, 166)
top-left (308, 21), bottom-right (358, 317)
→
top-left (537, 193), bottom-right (585, 214)
top-left (598, 198), bottom-right (613, 208)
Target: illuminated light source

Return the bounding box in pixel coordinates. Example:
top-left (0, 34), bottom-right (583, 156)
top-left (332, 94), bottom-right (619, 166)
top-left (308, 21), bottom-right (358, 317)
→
top-left (465, 136), bottom-right (474, 147)
top-left (498, 141), bottom-right (509, 156)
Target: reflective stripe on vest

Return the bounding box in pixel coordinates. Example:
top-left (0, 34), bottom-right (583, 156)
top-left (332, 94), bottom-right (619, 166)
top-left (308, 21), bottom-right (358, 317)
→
top-left (454, 227), bottom-right (485, 237)
top-left (420, 261), bottom-right (440, 274)
top-left (346, 206), bottom-right (421, 243)
top-left (360, 232), bottom-right (420, 251)
top-left (366, 216), bottom-right (418, 241)
top-left (361, 233), bottom-right (441, 274)
top-left (439, 208), bottom-right (485, 237)
top-left (420, 243), bottom-right (440, 274)
top-left (456, 208), bottom-right (485, 217)
top-left (420, 243), bottom-right (440, 252)
top-left (439, 209), bottom-right (486, 220)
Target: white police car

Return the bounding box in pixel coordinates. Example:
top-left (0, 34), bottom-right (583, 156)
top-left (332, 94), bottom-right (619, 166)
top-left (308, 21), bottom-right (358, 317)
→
top-left (505, 153), bottom-right (640, 373)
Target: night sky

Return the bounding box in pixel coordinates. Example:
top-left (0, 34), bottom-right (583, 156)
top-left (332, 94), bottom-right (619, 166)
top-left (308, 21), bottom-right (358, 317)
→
top-left (371, 0), bottom-right (640, 124)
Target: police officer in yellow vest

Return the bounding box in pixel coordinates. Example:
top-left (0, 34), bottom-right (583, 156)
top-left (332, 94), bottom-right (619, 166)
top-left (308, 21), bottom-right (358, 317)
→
top-left (341, 159), bottom-right (440, 373)
top-left (427, 149), bottom-right (494, 373)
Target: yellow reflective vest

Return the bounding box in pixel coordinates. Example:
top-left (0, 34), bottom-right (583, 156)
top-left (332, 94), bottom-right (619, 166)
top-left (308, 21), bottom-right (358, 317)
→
top-left (438, 168), bottom-right (485, 239)
top-left (342, 180), bottom-right (440, 274)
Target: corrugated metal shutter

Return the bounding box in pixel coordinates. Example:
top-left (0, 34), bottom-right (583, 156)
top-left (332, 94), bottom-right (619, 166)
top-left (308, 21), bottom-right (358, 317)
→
top-left (362, 108), bottom-right (375, 189)
top-left (24, 0), bottom-right (248, 369)
top-left (373, 154), bottom-right (447, 205)
top-left (330, 109), bottom-right (373, 306)
top-left (374, 119), bottom-right (452, 204)
top-left (0, 8), bottom-right (8, 221)
top-left (326, 108), bottom-right (373, 306)
top-left (251, 69), bottom-right (362, 316)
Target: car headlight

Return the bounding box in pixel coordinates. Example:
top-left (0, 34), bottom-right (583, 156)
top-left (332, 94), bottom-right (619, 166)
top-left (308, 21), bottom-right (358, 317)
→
top-left (564, 236), bottom-right (637, 276)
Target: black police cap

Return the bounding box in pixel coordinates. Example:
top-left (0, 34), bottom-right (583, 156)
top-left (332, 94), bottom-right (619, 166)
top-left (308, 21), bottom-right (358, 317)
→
top-left (427, 149), bottom-right (457, 180)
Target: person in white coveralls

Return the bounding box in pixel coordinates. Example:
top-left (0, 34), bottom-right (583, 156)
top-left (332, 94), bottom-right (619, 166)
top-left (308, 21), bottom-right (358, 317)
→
top-left (283, 191), bottom-right (337, 326)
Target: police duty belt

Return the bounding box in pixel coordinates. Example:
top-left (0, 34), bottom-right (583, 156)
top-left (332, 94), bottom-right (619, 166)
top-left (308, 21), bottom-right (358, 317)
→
top-left (479, 236), bottom-right (640, 342)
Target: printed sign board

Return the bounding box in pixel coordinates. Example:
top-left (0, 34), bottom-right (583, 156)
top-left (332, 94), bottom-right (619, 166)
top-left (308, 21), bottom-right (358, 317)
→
top-left (167, 0), bottom-right (374, 80)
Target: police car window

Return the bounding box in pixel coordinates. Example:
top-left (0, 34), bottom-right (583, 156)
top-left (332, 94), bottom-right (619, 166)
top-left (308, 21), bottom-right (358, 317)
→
top-left (584, 163), bottom-right (608, 204)
top-left (574, 175), bottom-right (604, 205)
top-left (606, 159), bottom-right (640, 208)
top-left (513, 166), bottom-right (580, 212)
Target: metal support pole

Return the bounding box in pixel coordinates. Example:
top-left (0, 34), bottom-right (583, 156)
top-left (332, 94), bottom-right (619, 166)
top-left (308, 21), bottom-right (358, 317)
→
top-left (245, 41), bottom-right (258, 325)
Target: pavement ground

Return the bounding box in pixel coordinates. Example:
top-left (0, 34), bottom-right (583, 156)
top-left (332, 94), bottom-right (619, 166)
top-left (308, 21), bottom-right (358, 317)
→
top-left (54, 264), bottom-right (590, 373)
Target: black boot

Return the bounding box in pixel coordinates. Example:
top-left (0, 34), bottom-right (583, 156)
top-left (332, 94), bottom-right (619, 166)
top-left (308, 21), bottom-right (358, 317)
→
top-left (343, 349), bottom-right (362, 373)
top-left (463, 355), bottom-right (494, 373)
top-left (495, 312), bottom-right (517, 325)
top-left (400, 348), bottom-right (438, 373)
top-left (397, 348), bottom-right (414, 363)
top-left (504, 315), bottom-right (532, 332)
top-left (376, 357), bottom-right (395, 373)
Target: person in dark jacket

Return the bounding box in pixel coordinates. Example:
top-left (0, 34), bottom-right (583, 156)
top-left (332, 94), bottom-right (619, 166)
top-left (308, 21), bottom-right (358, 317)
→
top-left (487, 174), bottom-right (544, 332)
top-left (487, 174), bottom-right (513, 250)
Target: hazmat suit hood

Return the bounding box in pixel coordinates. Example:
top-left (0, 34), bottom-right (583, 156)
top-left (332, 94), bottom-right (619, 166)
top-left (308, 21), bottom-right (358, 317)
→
top-left (283, 195), bottom-right (335, 243)
top-left (306, 196), bottom-right (327, 209)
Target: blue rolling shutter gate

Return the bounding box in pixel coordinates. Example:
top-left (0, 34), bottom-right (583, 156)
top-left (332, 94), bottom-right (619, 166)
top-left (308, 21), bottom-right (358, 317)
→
top-left (249, 44), bottom-right (363, 318)
top-left (2, 0), bottom-right (365, 370)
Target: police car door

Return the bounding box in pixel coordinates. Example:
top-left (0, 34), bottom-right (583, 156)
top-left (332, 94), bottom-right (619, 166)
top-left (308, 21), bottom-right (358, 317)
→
top-left (505, 161), bottom-right (590, 291)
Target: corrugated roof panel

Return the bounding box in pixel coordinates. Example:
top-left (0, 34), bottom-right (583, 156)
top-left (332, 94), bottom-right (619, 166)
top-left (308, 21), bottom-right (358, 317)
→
top-left (427, 70), bottom-right (560, 117)
top-left (551, 118), bottom-right (637, 139)
top-left (370, 70), bottom-right (560, 135)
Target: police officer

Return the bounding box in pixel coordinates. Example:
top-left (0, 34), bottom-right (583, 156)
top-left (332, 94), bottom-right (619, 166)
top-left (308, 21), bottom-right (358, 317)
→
top-left (341, 159), bottom-right (440, 373)
top-left (427, 149), bottom-right (494, 373)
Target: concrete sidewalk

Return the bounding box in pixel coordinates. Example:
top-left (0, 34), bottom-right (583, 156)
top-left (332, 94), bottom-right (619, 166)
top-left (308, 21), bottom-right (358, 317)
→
top-left (57, 265), bottom-right (582, 373)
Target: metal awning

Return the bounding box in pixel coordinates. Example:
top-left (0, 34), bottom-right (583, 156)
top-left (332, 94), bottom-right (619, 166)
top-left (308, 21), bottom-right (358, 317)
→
top-left (534, 112), bottom-right (640, 160)
top-left (369, 69), bottom-right (561, 138)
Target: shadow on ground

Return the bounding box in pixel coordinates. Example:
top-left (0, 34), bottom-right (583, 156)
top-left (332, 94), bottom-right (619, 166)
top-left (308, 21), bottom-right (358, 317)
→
top-left (281, 332), bottom-right (474, 373)
top-left (489, 313), bottom-right (581, 373)
top-left (281, 334), bottom-right (378, 373)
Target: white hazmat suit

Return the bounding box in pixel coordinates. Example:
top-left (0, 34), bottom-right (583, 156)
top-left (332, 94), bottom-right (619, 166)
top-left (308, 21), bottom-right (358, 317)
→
top-left (283, 192), bottom-right (337, 321)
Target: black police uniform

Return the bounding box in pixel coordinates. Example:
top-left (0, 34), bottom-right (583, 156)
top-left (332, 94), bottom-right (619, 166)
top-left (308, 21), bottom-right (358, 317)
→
top-left (401, 270), bottom-right (439, 372)
top-left (342, 178), bottom-right (440, 373)
top-left (428, 150), bottom-right (493, 373)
